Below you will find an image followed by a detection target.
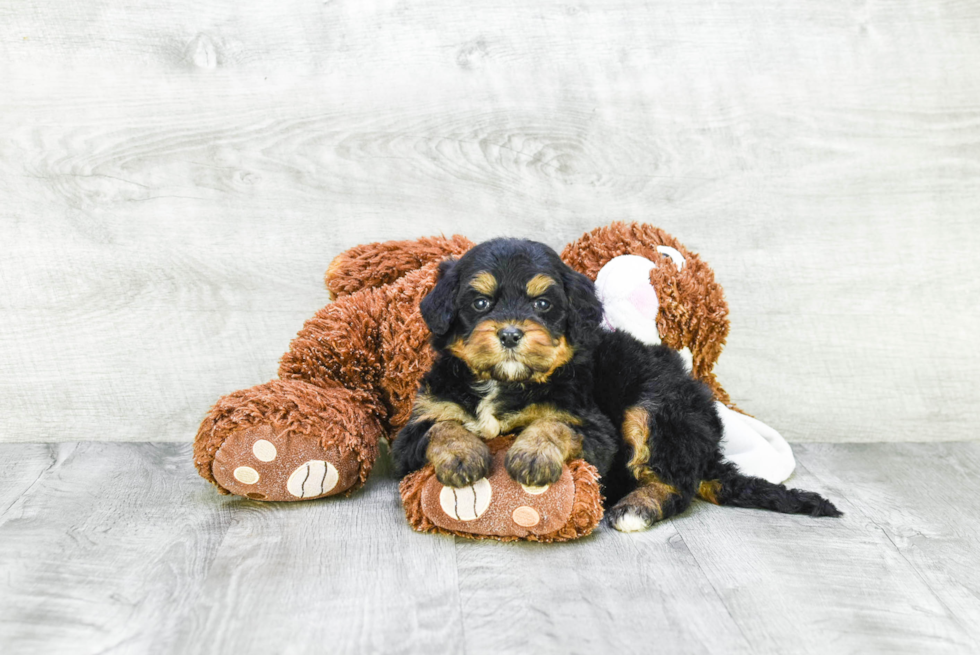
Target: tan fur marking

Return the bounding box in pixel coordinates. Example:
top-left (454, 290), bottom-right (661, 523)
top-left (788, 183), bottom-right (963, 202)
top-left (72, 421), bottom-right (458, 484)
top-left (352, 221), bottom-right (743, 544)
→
top-left (526, 335), bottom-right (574, 384)
top-left (499, 403), bottom-right (583, 434)
top-left (413, 391), bottom-right (580, 440)
top-left (525, 274), bottom-right (556, 297)
top-left (618, 482), bottom-right (680, 521)
top-left (451, 319), bottom-right (574, 383)
top-left (622, 406), bottom-right (657, 484)
top-left (469, 271), bottom-right (498, 296)
top-left (413, 392), bottom-right (472, 425)
top-left (698, 479), bottom-right (723, 505)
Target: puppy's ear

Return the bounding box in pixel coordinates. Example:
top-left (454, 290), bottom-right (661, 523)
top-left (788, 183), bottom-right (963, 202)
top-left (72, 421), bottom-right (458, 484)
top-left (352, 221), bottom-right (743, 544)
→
top-left (419, 258), bottom-right (461, 336)
top-left (561, 266), bottom-right (604, 348)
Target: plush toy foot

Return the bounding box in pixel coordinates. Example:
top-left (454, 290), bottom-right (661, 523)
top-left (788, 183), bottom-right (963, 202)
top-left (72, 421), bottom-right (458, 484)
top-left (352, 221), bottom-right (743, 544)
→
top-left (399, 437), bottom-right (604, 542)
top-left (209, 423), bottom-right (362, 501)
top-left (194, 380), bottom-right (383, 501)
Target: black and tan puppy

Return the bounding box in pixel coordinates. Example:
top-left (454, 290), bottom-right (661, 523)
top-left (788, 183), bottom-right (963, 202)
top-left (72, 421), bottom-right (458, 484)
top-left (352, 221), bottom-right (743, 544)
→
top-left (392, 238), bottom-right (619, 489)
top-left (394, 237), bottom-right (841, 532)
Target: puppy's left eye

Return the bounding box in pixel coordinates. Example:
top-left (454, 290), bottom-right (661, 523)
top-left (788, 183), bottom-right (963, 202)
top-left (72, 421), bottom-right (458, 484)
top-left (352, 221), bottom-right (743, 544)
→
top-left (532, 298), bottom-right (552, 312)
top-left (472, 297), bottom-right (491, 312)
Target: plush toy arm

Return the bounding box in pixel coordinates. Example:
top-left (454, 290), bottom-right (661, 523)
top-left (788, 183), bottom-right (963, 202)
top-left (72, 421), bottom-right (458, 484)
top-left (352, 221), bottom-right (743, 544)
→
top-left (282, 263), bottom-right (443, 433)
top-left (325, 234), bottom-right (474, 299)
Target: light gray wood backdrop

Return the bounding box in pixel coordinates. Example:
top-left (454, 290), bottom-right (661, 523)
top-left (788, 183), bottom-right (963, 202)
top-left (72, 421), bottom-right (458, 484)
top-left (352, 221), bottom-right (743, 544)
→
top-left (1, 0), bottom-right (978, 444)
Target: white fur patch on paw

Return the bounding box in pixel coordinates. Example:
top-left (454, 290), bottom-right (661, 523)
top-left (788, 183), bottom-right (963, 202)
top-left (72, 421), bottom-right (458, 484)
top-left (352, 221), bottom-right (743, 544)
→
top-left (234, 466), bottom-right (260, 485)
top-left (252, 439), bottom-right (277, 462)
top-left (287, 460), bottom-right (339, 498)
top-left (439, 477), bottom-right (492, 521)
top-left (612, 510), bottom-right (652, 533)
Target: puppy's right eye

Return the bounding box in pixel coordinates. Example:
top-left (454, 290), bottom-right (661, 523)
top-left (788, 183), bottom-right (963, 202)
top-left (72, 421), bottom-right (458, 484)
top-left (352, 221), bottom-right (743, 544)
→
top-left (472, 297), bottom-right (491, 312)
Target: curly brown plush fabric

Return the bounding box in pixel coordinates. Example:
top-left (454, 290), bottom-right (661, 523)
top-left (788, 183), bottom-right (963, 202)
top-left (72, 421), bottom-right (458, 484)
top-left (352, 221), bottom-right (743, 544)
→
top-left (562, 222), bottom-right (732, 406)
top-left (325, 234), bottom-right (474, 300)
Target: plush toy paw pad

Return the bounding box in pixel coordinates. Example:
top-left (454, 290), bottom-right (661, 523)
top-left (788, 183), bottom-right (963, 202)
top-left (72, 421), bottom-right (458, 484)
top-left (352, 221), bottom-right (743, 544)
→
top-left (511, 506), bottom-right (540, 527)
top-left (287, 460), bottom-right (340, 498)
top-left (233, 466), bottom-right (260, 484)
top-left (212, 424), bottom-right (360, 501)
top-left (252, 439), bottom-right (277, 462)
top-left (439, 477), bottom-right (492, 521)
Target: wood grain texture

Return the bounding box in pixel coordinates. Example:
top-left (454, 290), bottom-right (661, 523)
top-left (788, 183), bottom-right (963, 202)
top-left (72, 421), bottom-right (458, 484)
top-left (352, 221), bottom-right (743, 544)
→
top-left (455, 526), bottom-right (751, 655)
top-left (670, 456), bottom-right (978, 654)
top-left (0, 443), bottom-right (236, 654)
top-left (1, 0), bottom-right (979, 443)
top-left (3, 442), bottom-right (980, 654)
top-left (172, 449), bottom-right (465, 655)
top-left (795, 442), bottom-right (980, 649)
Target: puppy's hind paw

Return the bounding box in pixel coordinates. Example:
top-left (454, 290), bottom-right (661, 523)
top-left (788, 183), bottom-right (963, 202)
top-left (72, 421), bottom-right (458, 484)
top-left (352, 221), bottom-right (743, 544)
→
top-left (607, 502), bottom-right (657, 533)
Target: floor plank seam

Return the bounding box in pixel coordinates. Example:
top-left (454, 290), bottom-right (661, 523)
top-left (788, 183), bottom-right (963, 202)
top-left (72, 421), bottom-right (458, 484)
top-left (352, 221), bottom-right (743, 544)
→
top-left (451, 536), bottom-right (471, 655)
top-left (670, 519), bottom-right (757, 655)
top-left (0, 443), bottom-right (59, 521)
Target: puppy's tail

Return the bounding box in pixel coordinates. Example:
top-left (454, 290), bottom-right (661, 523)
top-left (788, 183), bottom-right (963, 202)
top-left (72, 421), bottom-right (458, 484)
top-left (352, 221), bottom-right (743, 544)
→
top-left (697, 459), bottom-right (842, 518)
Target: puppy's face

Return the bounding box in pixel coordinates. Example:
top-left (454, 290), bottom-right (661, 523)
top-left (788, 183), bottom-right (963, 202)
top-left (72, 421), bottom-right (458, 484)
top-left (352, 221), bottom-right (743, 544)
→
top-left (420, 239), bottom-right (603, 383)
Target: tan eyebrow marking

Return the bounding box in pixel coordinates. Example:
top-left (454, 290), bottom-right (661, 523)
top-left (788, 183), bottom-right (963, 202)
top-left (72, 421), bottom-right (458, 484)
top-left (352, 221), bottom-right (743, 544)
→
top-left (469, 271), bottom-right (498, 296)
top-left (525, 274), bottom-right (556, 297)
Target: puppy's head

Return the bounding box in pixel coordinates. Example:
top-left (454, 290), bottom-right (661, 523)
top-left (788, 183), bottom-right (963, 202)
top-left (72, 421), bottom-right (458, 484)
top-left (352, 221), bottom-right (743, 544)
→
top-left (420, 238), bottom-right (603, 383)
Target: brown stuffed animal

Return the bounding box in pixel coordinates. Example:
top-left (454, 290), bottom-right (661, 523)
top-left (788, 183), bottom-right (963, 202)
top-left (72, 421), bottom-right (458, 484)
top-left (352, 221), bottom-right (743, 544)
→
top-left (193, 223), bottom-right (730, 541)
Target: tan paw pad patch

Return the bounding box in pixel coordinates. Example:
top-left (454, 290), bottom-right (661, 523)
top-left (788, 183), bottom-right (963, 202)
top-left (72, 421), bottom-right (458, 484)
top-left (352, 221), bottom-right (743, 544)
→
top-left (512, 506), bottom-right (540, 527)
top-left (439, 478), bottom-right (492, 521)
top-left (233, 466), bottom-right (260, 484)
top-left (252, 439), bottom-right (277, 462)
top-left (287, 460), bottom-right (340, 498)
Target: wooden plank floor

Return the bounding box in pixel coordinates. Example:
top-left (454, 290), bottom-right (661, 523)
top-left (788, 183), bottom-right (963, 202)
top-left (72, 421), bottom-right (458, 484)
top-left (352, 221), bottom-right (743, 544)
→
top-left (1, 443), bottom-right (978, 654)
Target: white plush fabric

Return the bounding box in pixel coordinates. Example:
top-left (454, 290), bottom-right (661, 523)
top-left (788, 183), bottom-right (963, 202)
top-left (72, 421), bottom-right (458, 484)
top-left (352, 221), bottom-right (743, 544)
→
top-left (594, 255), bottom-right (796, 484)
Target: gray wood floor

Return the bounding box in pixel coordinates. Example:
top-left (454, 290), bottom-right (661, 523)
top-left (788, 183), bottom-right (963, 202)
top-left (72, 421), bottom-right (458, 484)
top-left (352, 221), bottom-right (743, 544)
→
top-left (1, 442), bottom-right (977, 655)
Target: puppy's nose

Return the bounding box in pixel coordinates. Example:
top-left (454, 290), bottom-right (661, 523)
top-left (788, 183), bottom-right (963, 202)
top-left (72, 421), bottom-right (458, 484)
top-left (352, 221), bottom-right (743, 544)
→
top-left (498, 326), bottom-right (524, 349)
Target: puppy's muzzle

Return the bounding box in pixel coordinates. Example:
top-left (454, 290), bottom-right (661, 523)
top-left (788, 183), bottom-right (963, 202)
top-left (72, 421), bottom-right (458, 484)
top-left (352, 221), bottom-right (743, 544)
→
top-left (497, 326), bottom-right (524, 349)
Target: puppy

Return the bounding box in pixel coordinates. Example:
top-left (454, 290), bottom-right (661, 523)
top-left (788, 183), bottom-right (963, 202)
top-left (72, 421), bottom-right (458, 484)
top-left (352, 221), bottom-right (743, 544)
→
top-left (394, 237), bottom-right (841, 532)
top-left (392, 238), bottom-right (619, 488)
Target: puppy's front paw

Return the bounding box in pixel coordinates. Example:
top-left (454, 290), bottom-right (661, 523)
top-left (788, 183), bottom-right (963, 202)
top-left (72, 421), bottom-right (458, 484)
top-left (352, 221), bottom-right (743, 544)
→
top-left (430, 441), bottom-right (492, 488)
top-left (504, 441), bottom-right (564, 487)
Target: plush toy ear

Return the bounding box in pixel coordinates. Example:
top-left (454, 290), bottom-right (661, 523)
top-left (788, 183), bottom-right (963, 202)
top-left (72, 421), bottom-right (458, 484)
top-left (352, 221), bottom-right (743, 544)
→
top-left (560, 265), bottom-right (604, 348)
top-left (419, 258), bottom-right (461, 336)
